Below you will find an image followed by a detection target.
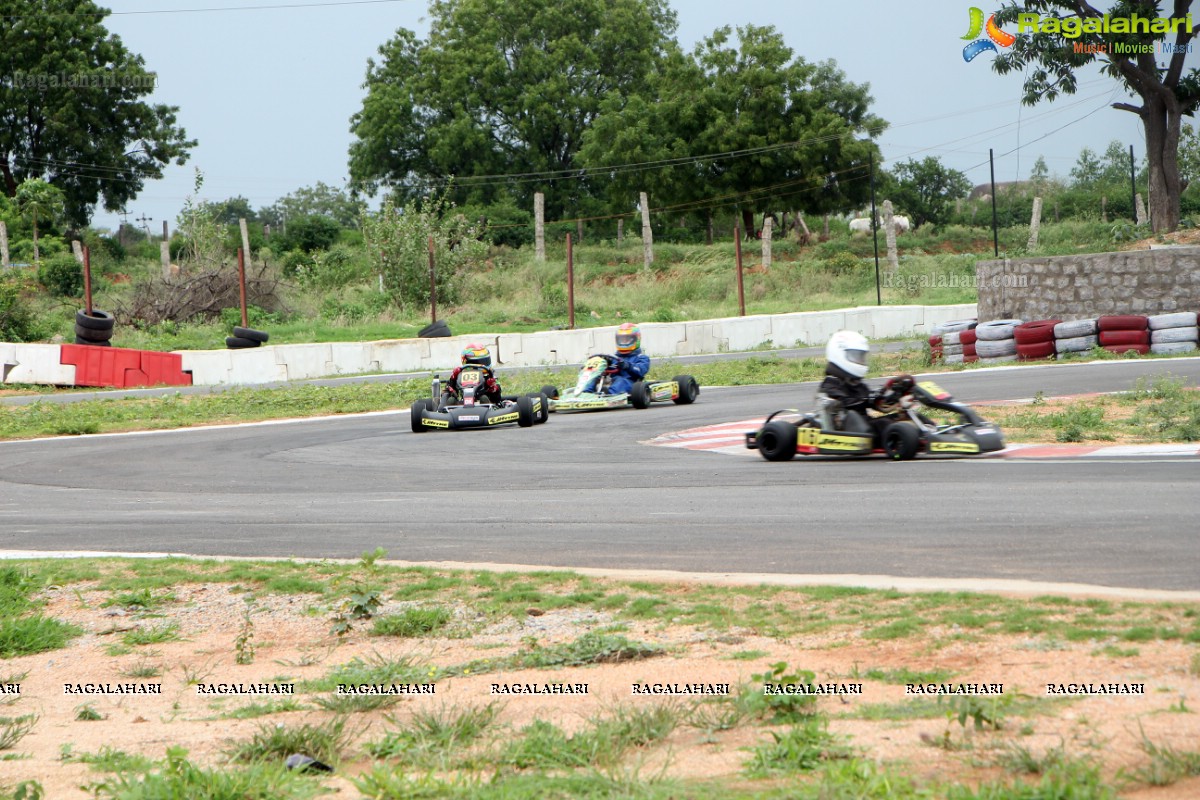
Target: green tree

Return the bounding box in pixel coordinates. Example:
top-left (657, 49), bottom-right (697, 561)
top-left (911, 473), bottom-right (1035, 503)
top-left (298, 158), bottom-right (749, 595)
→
top-left (880, 157), bottom-right (971, 228)
top-left (348, 0), bottom-right (677, 218)
top-left (201, 196), bottom-right (257, 225)
top-left (259, 182), bottom-right (365, 229)
top-left (1180, 123), bottom-right (1200, 194)
top-left (15, 179), bottom-right (65, 262)
top-left (581, 25), bottom-right (884, 234)
top-left (362, 191), bottom-right (487, 310)
top-left (993, 1), bottom-right (1199, 232)
top-left (0, 0), bottom-right (195, 226)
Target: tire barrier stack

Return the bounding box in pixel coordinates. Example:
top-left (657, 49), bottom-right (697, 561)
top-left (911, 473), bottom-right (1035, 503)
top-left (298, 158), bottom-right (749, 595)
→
top-left (1097, 315), bottom-right (1150, 356)
top-left (1148, 312), bottom-right (1199, 355)
top-left (1014, 319), bottom-right (1060, 361)
top-left (226, 326), bottom-right (270, 349)
top-left (973, 319), bottom-right (1023, 364)
top-left (1053, 318), bottom-right (1098, 358)
top-left (960, 326), bottom-right (978, 363)
top-left (418, 320), bottom-right (452, 338)
top-left (75, 309), bottom-right (115, 347)
top-left (928, 319), bottom-right (976, 365)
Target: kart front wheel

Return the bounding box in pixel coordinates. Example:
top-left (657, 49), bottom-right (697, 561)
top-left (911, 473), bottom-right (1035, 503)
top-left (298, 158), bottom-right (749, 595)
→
top-left (410, 400), bottom-right (428, 433)
top-left (532, 392), bottom-right (549, 424)
top-left (883, 422), bottom-right (920, 461)
top-left (630, 381), bottom-right (651, 409)
top-left (672, 375), bottom-right (699, 405)
top-left (757, 421), bottom-right (797, 461)
top-left (516, 395), bottom-right (536, 427)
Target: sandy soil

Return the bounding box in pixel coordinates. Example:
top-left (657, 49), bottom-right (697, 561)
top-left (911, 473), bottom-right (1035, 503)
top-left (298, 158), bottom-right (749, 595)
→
top-left (2, 581), bottom-right (1199, 797)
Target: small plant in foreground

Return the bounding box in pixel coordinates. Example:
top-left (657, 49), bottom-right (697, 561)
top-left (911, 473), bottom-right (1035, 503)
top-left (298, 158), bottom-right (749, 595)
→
top-left (0, 714), bottom-right (38, 750)
top-left (234, 602), bottom-right (256, 665)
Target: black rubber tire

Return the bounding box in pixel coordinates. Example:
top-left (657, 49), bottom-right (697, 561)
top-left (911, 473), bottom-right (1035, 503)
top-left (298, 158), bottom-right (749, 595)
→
top-left (883, 422), bottom-right (921, 461)
top-left (540, 384), bottom-right (560, 400)
top-left (232, 326), bottom-right (269, 343)
top-left (630, 381), bottom-right (651, 409)
top-left (74, 323), bottom-right (113, 341)
top-left (410, 400), bottom-right (428, 433)
top-left (226, 336), bottom-right (261, 349)
top-left (672, 375), bottom-right (699, 405)
top-left (757, 420), bottom-right (798, 462)
top-left (531, 392), bottom-right (549, 423)
top-left (418, 320), bottom-right (451, 338)
top-left (75, 309), bottom-right (115, 331)
top-left (516, 395), bottom-right (535, 427)
top-left (73, 337), bottom-right (111, 347)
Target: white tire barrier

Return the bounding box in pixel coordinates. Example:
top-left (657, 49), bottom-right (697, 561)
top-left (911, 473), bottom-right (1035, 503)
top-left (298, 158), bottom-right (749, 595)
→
top-left (1150, 326), bottom-right (1199, 344)
top-left (975, 319), bottom-right (1024, 341)
top-left (975, 338), bottom-right (1018, 358)
top-left (1054, 318), bottom-right (1098, 338)
top-left (1055, 334), bottom-right (1099, 352)
top-left (1148, 312), bottom-right (1198, 330)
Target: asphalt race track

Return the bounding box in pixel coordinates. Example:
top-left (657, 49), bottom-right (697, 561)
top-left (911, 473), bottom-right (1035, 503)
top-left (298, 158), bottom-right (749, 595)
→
top-left (1, 358), bottom-right (1198, 591)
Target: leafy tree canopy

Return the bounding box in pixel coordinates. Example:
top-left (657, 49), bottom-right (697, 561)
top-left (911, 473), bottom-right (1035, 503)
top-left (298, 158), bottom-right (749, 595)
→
top-left (348, 0), bottom-right (678, 218)
top-left (880, 157), bottom-right (971, 228)
top-left (993, 0), bottom-right (1200, 231)
top-left (260, 182), bottom-right (366, 229)
top-left (0, 0), bottom-right (196, 227)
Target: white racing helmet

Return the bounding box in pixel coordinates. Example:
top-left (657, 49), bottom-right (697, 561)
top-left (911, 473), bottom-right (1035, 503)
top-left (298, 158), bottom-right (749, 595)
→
top-left (825, 330), bottom-right (870, 379)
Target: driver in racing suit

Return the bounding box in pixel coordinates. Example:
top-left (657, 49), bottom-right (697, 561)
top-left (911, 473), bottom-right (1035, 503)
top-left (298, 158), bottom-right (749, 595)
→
top-left (819, 331), bottom-right (915, 435)
top-left (587, 322), bottom-right (650, 394)
top-left (443, 343), bottom-right (504, 405)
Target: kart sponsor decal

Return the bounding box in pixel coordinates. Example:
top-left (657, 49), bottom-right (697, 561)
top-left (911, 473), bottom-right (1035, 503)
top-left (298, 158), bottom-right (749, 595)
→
top-left (651, 382), bottom-right (677, 400)
top-left (557, 398), bottom-right (623, 409)
top-left (917, 381), bottom-right (951, 399)
top-left (929, 441), bottom-right (981, 453)
top-left (796, 426), bottom-right (870, 451)
top-left (459, 370), bottom-right (483, 387)
top-left (421, 418), bottom-right (450, 428)
top-left (458, 415), bottom-right (480, 422)
top-left (488, 412), bottom-right (518, 425)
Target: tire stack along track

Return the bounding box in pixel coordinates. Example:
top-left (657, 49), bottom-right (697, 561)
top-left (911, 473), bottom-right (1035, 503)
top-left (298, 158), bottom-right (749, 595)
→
top-left (74, 309), bottom-right (115, 347)
top-left (226, 326), bottom-right (270, 349)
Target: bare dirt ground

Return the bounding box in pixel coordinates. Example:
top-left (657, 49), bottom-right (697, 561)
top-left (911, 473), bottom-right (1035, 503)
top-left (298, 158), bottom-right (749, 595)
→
top-left (4, 578), bottom-right (1200, 798)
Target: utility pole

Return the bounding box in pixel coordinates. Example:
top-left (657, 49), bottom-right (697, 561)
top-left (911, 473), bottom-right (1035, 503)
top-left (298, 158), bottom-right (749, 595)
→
top-left (137, 213), bottom-right (153, 239)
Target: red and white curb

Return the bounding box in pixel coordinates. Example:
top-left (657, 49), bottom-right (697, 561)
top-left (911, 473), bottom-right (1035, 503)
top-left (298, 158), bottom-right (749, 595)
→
top-left (645, 420), bottom-right (1200, 458)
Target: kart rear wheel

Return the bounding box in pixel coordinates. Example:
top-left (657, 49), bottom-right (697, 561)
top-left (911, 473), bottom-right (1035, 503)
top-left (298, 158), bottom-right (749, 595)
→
top-left (757, 420), bottom-right (797, 462)
top-left (516, 395), bottom-right (535, 427)
top-left (883, 422), bottom-right (920, 461)
top-left (672, 375), bottom-right (699, 405)
top-left (630, 380), bottom-right (651, 409)
top-left (410, 400), bottom-right (428, 433)
top-left (540, 384), bottom-right (560, 400)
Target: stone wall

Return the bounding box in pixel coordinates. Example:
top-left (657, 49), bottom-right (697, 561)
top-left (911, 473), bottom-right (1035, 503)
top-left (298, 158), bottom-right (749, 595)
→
top-left (976, 247), bottom-right (1200, 321)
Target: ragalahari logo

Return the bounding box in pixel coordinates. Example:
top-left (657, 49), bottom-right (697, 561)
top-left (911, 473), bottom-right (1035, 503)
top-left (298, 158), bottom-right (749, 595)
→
top-left (962, 7), bottom-right (1015, 61)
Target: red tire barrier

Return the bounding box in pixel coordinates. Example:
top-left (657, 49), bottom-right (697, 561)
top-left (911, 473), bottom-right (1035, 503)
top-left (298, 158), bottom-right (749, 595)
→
top-left (959, 329), bottom-right (977, 346)
top-left (963, 354), bottom-right (979, 363)
top-left (1016, 340), bottom-right (1056, 360)
top-left (1099, 329), bottom-right (1150, 346)
top-left (1014, 320), bottom-right (1061, 344)
top-left (1104, 344), bottom-right (1150, 355)
top-left (1098, 314), bottom-right (1148, 331)
top-left (963, 343), bottom-right (977, 357)
top-left (928, 335), bottom-right (943, 347)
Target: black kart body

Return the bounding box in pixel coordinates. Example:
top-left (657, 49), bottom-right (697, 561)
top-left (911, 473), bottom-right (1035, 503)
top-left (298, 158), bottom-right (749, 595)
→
top-left (410, 366), bottom-right (547, 432)
top-left (745, 379), bottom-right (1005, 461)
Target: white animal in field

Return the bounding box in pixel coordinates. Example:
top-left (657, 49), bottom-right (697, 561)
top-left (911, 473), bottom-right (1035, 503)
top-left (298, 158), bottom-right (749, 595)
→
top-left (848, 215), bottom-right (911, 234)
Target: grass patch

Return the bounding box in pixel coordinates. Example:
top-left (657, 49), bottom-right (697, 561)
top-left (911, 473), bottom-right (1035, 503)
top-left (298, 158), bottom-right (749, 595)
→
top-left (302, 653), bottom-right (439, 694)
top-left (61, 744), bottom-right (154, 773)
top-left (0, 715), bottom-right (37, 750)
top-left (744, 715), bottom-right (855, 776)
top-left (1127, 733), bottom-right (1200, 787)
top-left (90, 746), bottom-right (325, 799)
top-left (371, 606), bottom-right (453, 638)
top-left (122, 622), bottom-right (181, 646)
top-left (454, 632), bottom-right (662, 676)
top-left (0, 615), bottom-right (81, 658)
top-left (219, 697), bottom-right (306, 719)
top-left (224, 716), bottom-right (353, 767)
top-left (366, 702), bottom-right (501, 768)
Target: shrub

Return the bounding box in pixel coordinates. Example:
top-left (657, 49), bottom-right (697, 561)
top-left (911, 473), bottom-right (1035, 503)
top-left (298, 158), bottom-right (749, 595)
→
top-left (0, 276), bottom-right (45, 342)
top-left (38, 254), bottom-right (83, 297)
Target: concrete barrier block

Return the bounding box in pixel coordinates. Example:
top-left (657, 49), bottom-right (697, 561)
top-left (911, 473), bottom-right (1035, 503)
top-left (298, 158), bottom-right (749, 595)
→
top-left (276, 344), bottom-right (333, 381)
top-left (639, 322), bottom-right (687, 358)
top-left (327, 342), bottom-right (374, 376)
top-left (921, 304), bottom-right (979, 334)
top-left (716, 315), bottom-right (775, 351)
top-left (225, 347), bottom-right (289, 385)
top-left (176, 350), bottom-right (232, 385)
top-left (494, 334), bottom-right (524, 366)
top-left (371, 340), bottom-right (428, 374)
top-left (2, 344), bottom-right (74, 385)
top-left (551, 329), bottom-right (599, 364)
top-left (510, 332), bottom-right (561, 366)
top-left (678, 321), bottom-right (721, 355)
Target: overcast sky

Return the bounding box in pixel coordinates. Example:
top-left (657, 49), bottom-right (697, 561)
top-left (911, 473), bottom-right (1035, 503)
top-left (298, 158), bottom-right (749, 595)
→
top-left (88, 0), bottom-right (1183, 233)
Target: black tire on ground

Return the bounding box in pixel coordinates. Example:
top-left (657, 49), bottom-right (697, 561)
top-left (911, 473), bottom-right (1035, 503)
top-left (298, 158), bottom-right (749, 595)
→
top-left (232, 326), bottom-right (270, 343)
top-left (74, 323), bottom-right (113, 341)
top-left (418, 320), bottom-right (452, 338)
top-left (410, 400), bottom-right (428, 433)
top-left (672, 375), bottom-right (699, 405)
top-left (757, 420), bottom-right (798, 462)
top-left (540, 384), bottom-right (560, 400)
top-left (226, 336), bottom-right (261, 349)
top-left (516, 394), bottom-right (535, 427)
top-left (630, 380), bottom-right (651, 409)
top-left (73, 337), bottom-right (111, 347)
top-left (532, 392), bottom-right (549, 423)
top-left (75, 309), bottom-right (115, 331)
top-left (883, 422), bottom-right (921, 461)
